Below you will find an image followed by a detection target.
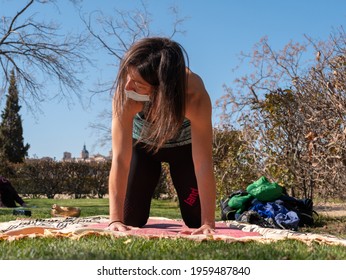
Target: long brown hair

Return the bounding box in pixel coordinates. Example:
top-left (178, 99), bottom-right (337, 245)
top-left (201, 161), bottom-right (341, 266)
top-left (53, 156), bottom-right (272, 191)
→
top-left (114, 37), bottom-right (189, 151)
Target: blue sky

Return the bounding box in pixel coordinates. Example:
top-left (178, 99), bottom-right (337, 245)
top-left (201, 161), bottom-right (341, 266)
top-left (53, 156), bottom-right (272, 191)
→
top-left (1, 0), bottom-right (346, 160)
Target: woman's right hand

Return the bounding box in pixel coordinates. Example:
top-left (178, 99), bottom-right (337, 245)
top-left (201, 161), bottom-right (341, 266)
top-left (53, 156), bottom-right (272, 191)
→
top-left (107, 221), bottom-right (132, 232)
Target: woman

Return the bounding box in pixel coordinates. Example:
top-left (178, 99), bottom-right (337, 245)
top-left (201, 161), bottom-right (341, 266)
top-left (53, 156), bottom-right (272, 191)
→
top-left (108, 37), bottom-right (216, 234)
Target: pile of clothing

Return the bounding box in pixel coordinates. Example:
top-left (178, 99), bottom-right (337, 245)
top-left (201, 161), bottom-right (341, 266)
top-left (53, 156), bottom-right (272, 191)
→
top-left (221, 176), bottom-right (315, 231)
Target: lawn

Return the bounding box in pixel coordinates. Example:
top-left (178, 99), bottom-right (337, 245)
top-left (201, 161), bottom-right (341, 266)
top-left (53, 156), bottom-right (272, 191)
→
top-left (0, 198), bottom-right (345, 260)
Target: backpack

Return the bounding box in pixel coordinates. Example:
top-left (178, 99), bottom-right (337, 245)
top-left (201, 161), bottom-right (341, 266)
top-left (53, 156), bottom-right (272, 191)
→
top-left (220, 197), bottom-right (237, 221)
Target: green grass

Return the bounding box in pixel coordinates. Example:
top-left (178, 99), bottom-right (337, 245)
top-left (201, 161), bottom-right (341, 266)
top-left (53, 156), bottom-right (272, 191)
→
top-left (1, 236), bottom-right (345, 260)
top-left (0, 198), bottom-right (345, 260)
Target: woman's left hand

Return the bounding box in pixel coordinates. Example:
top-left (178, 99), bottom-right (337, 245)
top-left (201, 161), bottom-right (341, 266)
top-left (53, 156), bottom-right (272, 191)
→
top-left (191, 224), bottom-right (215, 235)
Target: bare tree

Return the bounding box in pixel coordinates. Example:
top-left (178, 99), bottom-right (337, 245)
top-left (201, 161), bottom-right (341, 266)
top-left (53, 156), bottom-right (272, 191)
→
top-left (296, 30), bottom-right (346, 199)
top-left (0, 0), bottom-right (90, 109)
top-left (217, 28), bottom-right (346, 200)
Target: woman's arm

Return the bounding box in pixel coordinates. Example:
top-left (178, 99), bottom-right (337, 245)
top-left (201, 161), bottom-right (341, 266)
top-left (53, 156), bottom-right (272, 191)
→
top-left (108, 98), bottom-right (141, 231)
top-left (186, 72), bottom-right (216, 234)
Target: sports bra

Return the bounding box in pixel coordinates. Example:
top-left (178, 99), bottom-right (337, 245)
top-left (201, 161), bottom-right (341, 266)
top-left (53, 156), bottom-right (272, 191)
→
top-left (133, 112), bottom-right (192, 148)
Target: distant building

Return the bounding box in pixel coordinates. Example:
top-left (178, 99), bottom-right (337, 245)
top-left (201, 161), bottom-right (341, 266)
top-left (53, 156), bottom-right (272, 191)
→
top-left (62, 144), bottom-right (111, 162)
top-left (63, 152), bottom-right (72, 161)
top-left (81, 144), bottom-right (89, 160)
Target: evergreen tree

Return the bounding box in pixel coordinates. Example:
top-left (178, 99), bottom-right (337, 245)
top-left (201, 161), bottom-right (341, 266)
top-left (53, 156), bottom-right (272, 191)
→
top-left (0, 70), bottom-right (30, 163)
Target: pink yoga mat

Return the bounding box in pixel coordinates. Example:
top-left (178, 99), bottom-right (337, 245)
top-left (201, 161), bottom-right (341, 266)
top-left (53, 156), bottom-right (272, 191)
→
top-left (86, 218), bottom-right (261, 238)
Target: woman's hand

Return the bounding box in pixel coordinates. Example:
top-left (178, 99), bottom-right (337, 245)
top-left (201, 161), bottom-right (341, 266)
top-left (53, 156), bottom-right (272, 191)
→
top-left (107, 221), bottom-right (132, 232)
top-left (191, 224), bottom-right (215, 235)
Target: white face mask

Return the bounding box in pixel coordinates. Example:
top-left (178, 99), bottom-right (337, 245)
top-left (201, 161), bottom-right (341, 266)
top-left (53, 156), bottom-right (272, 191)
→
top-left (125, 89), bottom-right (150, 102)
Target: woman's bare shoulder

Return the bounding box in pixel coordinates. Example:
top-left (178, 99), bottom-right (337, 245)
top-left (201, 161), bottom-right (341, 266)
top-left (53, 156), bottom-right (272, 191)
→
top-left (186, 68), bottom-right (205, 89)
top-left (185, 69), bottom-right (211, 120)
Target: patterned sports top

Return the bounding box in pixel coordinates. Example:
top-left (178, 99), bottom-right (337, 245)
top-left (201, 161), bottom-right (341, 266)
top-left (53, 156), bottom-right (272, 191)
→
top-left (133, 111), bottom-right (192, 148)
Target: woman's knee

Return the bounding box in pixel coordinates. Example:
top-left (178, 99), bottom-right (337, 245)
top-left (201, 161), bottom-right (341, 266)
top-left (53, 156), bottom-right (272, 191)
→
top-left (183, 217), bottom-right (201, 228)
top-left (124, 216), bottom-right (148, 228)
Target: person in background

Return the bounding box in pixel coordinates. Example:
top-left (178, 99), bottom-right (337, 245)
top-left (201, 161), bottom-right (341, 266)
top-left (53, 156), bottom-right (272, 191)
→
top-left (107, 37), bottom-right (216, 235)
top-left (0, 176), bottom-right (27, 208)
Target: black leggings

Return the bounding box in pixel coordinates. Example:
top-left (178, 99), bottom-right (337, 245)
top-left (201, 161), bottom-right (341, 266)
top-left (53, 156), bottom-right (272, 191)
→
top-left (124, 140), bottom-right (201, 228)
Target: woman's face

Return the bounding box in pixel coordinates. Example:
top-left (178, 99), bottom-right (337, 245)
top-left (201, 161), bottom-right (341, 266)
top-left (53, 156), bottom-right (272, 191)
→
top-left (125, 66), bottom-right (154, 96)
